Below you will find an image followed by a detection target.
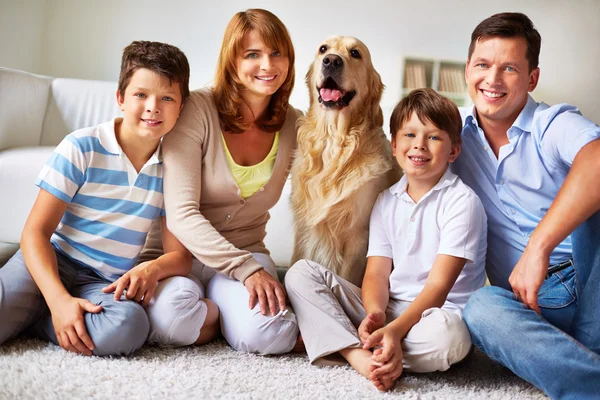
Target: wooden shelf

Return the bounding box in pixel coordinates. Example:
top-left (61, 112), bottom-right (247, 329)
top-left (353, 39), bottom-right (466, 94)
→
top-left (401, 57), bottom-right (471, 107)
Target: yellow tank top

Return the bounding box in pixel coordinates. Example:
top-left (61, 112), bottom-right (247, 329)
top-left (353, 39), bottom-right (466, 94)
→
top-left (222, 132), bottom-right (279, 198)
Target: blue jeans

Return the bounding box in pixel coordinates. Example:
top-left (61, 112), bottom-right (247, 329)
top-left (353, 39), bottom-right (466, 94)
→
top-left (464, 212), bottom-right (600, 400)
top-left (0, 249), bottom-right (149, 356)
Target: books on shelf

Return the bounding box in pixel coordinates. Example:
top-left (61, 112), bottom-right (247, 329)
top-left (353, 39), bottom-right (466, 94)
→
top-left (438, 65), bottom-right (465, 93)
top-left (404, 64), bottom-right (427, 89)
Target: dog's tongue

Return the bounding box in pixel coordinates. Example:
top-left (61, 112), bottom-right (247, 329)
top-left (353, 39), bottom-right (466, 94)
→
top-left (320, 88), bottom-right (343, 102)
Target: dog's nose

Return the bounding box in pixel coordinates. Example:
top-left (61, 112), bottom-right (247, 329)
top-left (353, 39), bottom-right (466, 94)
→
top-left (322, 54), bottom-right (343, 70)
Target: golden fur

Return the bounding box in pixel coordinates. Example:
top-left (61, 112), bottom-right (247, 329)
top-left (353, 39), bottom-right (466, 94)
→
top-left (291, 36), bottom-right (401, 286)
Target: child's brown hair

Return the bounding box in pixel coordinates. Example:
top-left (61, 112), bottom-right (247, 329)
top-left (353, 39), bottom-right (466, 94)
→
top-left (118, 41), bottom-right (190, 103)
top-left (390, 88), bottom-right (462, 146)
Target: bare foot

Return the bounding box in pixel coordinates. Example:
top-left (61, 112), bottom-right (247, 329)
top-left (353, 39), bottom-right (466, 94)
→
top-left (339, 347), bottom-right (374, 379)
top-left (369, 348), bottom-right (400, 391)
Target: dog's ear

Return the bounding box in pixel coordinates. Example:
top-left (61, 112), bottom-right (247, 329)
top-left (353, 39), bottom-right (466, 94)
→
top-left (305, 62), bottom-right (315, 108)
top-left (369, 68), bottom-right (384, 127)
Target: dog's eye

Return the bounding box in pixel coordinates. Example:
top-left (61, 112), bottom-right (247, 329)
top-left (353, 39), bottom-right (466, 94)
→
top-left (350, 49), bottom-right (361, 59)
top-left (319, 45), bottom-right (327, 54)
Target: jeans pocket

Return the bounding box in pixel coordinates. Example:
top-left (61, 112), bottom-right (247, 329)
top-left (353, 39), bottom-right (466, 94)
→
top-left (538, 266), bottom-right (577, 309)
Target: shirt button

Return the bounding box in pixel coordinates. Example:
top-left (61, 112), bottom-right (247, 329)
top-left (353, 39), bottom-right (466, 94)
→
top-left (510, 209), bottom-right (516, 215)
top-left (226, 214), bottom-right (231, 221)
top-left (483, 146), bottom-right (489, 151)
top-left (259, 187), bottom-right (265, 192)
top-left (240, 199), bottom-right (245, 205)
top-left (498, 179), bottom-right (504, 185)
top-left (410, 217), bottom-right (415, 222)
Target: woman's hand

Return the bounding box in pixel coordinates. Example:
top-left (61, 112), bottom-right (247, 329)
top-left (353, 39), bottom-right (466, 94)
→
top-left (244, 269), bottom-right (286, 316)
top-left (102, 261), bottom-right (160, 306)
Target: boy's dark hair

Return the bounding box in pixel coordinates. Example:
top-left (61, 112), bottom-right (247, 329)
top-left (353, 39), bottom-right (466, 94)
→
top-left (468, 12), bottom-right (541, 72)
top-left (118, 41), bottom-right (190, 103)
top-left (390, 88), bottom-right (462, 146)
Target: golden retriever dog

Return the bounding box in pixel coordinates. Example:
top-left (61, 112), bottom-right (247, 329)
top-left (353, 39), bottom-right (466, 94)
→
top-left (291, 36), bottom-right (401, 286)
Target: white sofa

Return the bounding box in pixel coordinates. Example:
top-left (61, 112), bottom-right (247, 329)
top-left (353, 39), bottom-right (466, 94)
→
top-left (0, 67), bottom-right (294, 269)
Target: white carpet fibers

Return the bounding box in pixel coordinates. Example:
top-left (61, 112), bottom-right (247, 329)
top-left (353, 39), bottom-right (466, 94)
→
top-left (0, 338), bottom-right (547, 399)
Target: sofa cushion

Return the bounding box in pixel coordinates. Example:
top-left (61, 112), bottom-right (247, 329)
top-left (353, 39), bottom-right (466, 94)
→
top-left (0, 147), bottom-right (55, 245)
top-left (0, 67), bottom-right (52, 151)
top-left (41, 78), bottom-right (122, 146)
top-left (264, 179), bottom-right (294, 268)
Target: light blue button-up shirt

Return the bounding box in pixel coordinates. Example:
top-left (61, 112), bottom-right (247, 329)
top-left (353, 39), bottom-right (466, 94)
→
top-left (452, 95), bottom-right (600, 289)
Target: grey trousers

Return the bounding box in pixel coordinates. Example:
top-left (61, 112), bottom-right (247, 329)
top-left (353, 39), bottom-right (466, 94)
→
top-left (285, 260), bottom-right (472, 372)
top-left (0, 249), bottom-right (149, 356)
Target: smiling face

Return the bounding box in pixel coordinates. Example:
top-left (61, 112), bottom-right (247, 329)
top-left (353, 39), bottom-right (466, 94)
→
top-left (116, 68), bottom-right (183, 143)
top-left (393, 112), bottom-right (460, 191)
top-left (307, 36), bottom-right (382, 118)
top-left (236, 29), bottom-right (290, 105)
top-left (466, 36), bottom-right (539, 130)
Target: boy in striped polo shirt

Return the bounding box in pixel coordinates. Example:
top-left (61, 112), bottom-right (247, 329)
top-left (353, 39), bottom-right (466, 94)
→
top-left (0, 41), bottom-right (219, 356)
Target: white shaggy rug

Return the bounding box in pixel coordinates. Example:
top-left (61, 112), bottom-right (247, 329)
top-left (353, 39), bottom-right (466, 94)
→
top-left (0, 338), bottom-right (547, 399)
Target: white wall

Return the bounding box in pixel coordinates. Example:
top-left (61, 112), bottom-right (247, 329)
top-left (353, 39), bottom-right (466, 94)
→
top-left (1, 0), bottom-right (599, 124)
top-left (0, 0), bottom-right (48, 74)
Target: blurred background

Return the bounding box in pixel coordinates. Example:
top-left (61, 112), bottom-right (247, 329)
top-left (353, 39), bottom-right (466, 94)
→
top-left (2, 0), bottom-right (598, 125)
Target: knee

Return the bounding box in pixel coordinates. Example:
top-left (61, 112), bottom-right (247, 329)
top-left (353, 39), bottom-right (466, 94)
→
top-left (90, 300), bottom-right (149, 356)
top-left (463, 286), bottom-right (517, 345)
top-left (284, 259), bottom-right (326, 294)
top-left (147, 276), bottom-right (208, 347)
top-left (225, 309), bottom-right (298, 355)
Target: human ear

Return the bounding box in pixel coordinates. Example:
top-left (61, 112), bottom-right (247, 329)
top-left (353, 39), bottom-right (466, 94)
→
top-left (448, 143), bottom-right (461, 163)
top-left (528, 67), bottom-right (540, 92)
top-left (116, 90), bottom-right (125, 111)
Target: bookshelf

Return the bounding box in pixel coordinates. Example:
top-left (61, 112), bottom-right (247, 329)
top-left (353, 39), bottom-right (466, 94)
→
top-left (401, 57), bottom-right (471, 107)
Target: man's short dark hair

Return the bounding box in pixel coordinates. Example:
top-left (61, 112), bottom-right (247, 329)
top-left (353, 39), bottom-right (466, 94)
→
top-left (390, 88), bottom-right (462, 146)
top-left (118, 41), bottom-right (190, 103)
top-left (468, 12), bottom-right (541, 72)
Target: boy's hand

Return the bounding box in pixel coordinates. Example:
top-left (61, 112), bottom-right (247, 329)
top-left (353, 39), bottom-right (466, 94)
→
top-left (358, 312), bottom-right (386, 342)
top-left (48, 294), bottom-right (102, 356)
top-left (363, 325), bottom-right (404, 382)
top-left (102, 261), bottom-right (160, 306)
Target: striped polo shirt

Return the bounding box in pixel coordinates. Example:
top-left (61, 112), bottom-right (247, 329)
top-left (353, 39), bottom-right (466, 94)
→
top-left (36, 118), bottom-right (165, 281)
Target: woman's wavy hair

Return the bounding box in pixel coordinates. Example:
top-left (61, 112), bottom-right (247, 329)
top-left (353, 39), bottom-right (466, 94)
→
top-left (213, 9), bottom-right (295, 133)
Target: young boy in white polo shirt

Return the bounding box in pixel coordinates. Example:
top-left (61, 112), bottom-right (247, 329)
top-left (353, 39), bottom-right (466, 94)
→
top-left (286, 88), bottom-right (487, 391)
top-left (0, 41), bottom-right (219, 356)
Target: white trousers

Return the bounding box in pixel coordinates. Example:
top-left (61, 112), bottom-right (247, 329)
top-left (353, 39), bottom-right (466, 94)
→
top-left (146, 274), bottom-right (208, 347)
top-left (189, 253), bottom-right (298, 355)
top-left (285, 260), bottom-right (472, 372)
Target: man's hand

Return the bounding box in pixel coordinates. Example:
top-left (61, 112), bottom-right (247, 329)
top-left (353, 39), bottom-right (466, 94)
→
top-left (358, 312), bottom-right (386, 343)
top-left (244, 269), bottom-right (286, 316)
top-left (48, 294), bottom-right (102, 356)
top-left (508, 244), bottom-right (550, 313)
top-left (102, 261), bottom-right (160, 306)
top-left (363, 325), bottom-right (404, 382)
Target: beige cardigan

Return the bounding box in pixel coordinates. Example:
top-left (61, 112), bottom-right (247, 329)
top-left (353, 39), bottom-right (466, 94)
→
top-left (161, 88), bottom-right (300, 283)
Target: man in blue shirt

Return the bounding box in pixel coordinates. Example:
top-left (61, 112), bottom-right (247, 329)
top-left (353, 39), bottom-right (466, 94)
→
top-left (452, 12), bottom-right (600, 398)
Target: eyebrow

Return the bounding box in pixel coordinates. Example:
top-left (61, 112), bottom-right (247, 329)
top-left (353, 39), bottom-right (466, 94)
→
top-left (131, 86), bottom-right (180, 95)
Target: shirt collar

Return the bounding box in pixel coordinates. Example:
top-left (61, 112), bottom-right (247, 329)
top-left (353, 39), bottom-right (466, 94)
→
top-left (97, 118), bottom-right (122, 155)
top-left (462, 95), bottom-right (538, 136)
top-left (511, 94), bottom-right (538, 134)
top-left (98, 118), bottom-right (163, 165)
top-left (389, 167), bottom-right (458, 202)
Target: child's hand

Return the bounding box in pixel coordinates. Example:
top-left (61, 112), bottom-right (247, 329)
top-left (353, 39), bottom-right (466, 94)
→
top-left (358, 312), bottom-right (385, 343)
top-left (48, 294), bottom-right (102, 356)
top-left (363, 325), bottom-right (404, 382)
top-left (102, 261), bottom-right (160, 306)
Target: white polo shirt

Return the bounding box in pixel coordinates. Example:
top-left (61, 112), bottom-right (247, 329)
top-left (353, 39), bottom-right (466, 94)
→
top-left (367, 167), bottom-right (487, 314)
top-left (36, 118), bottom-right (165, 281)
